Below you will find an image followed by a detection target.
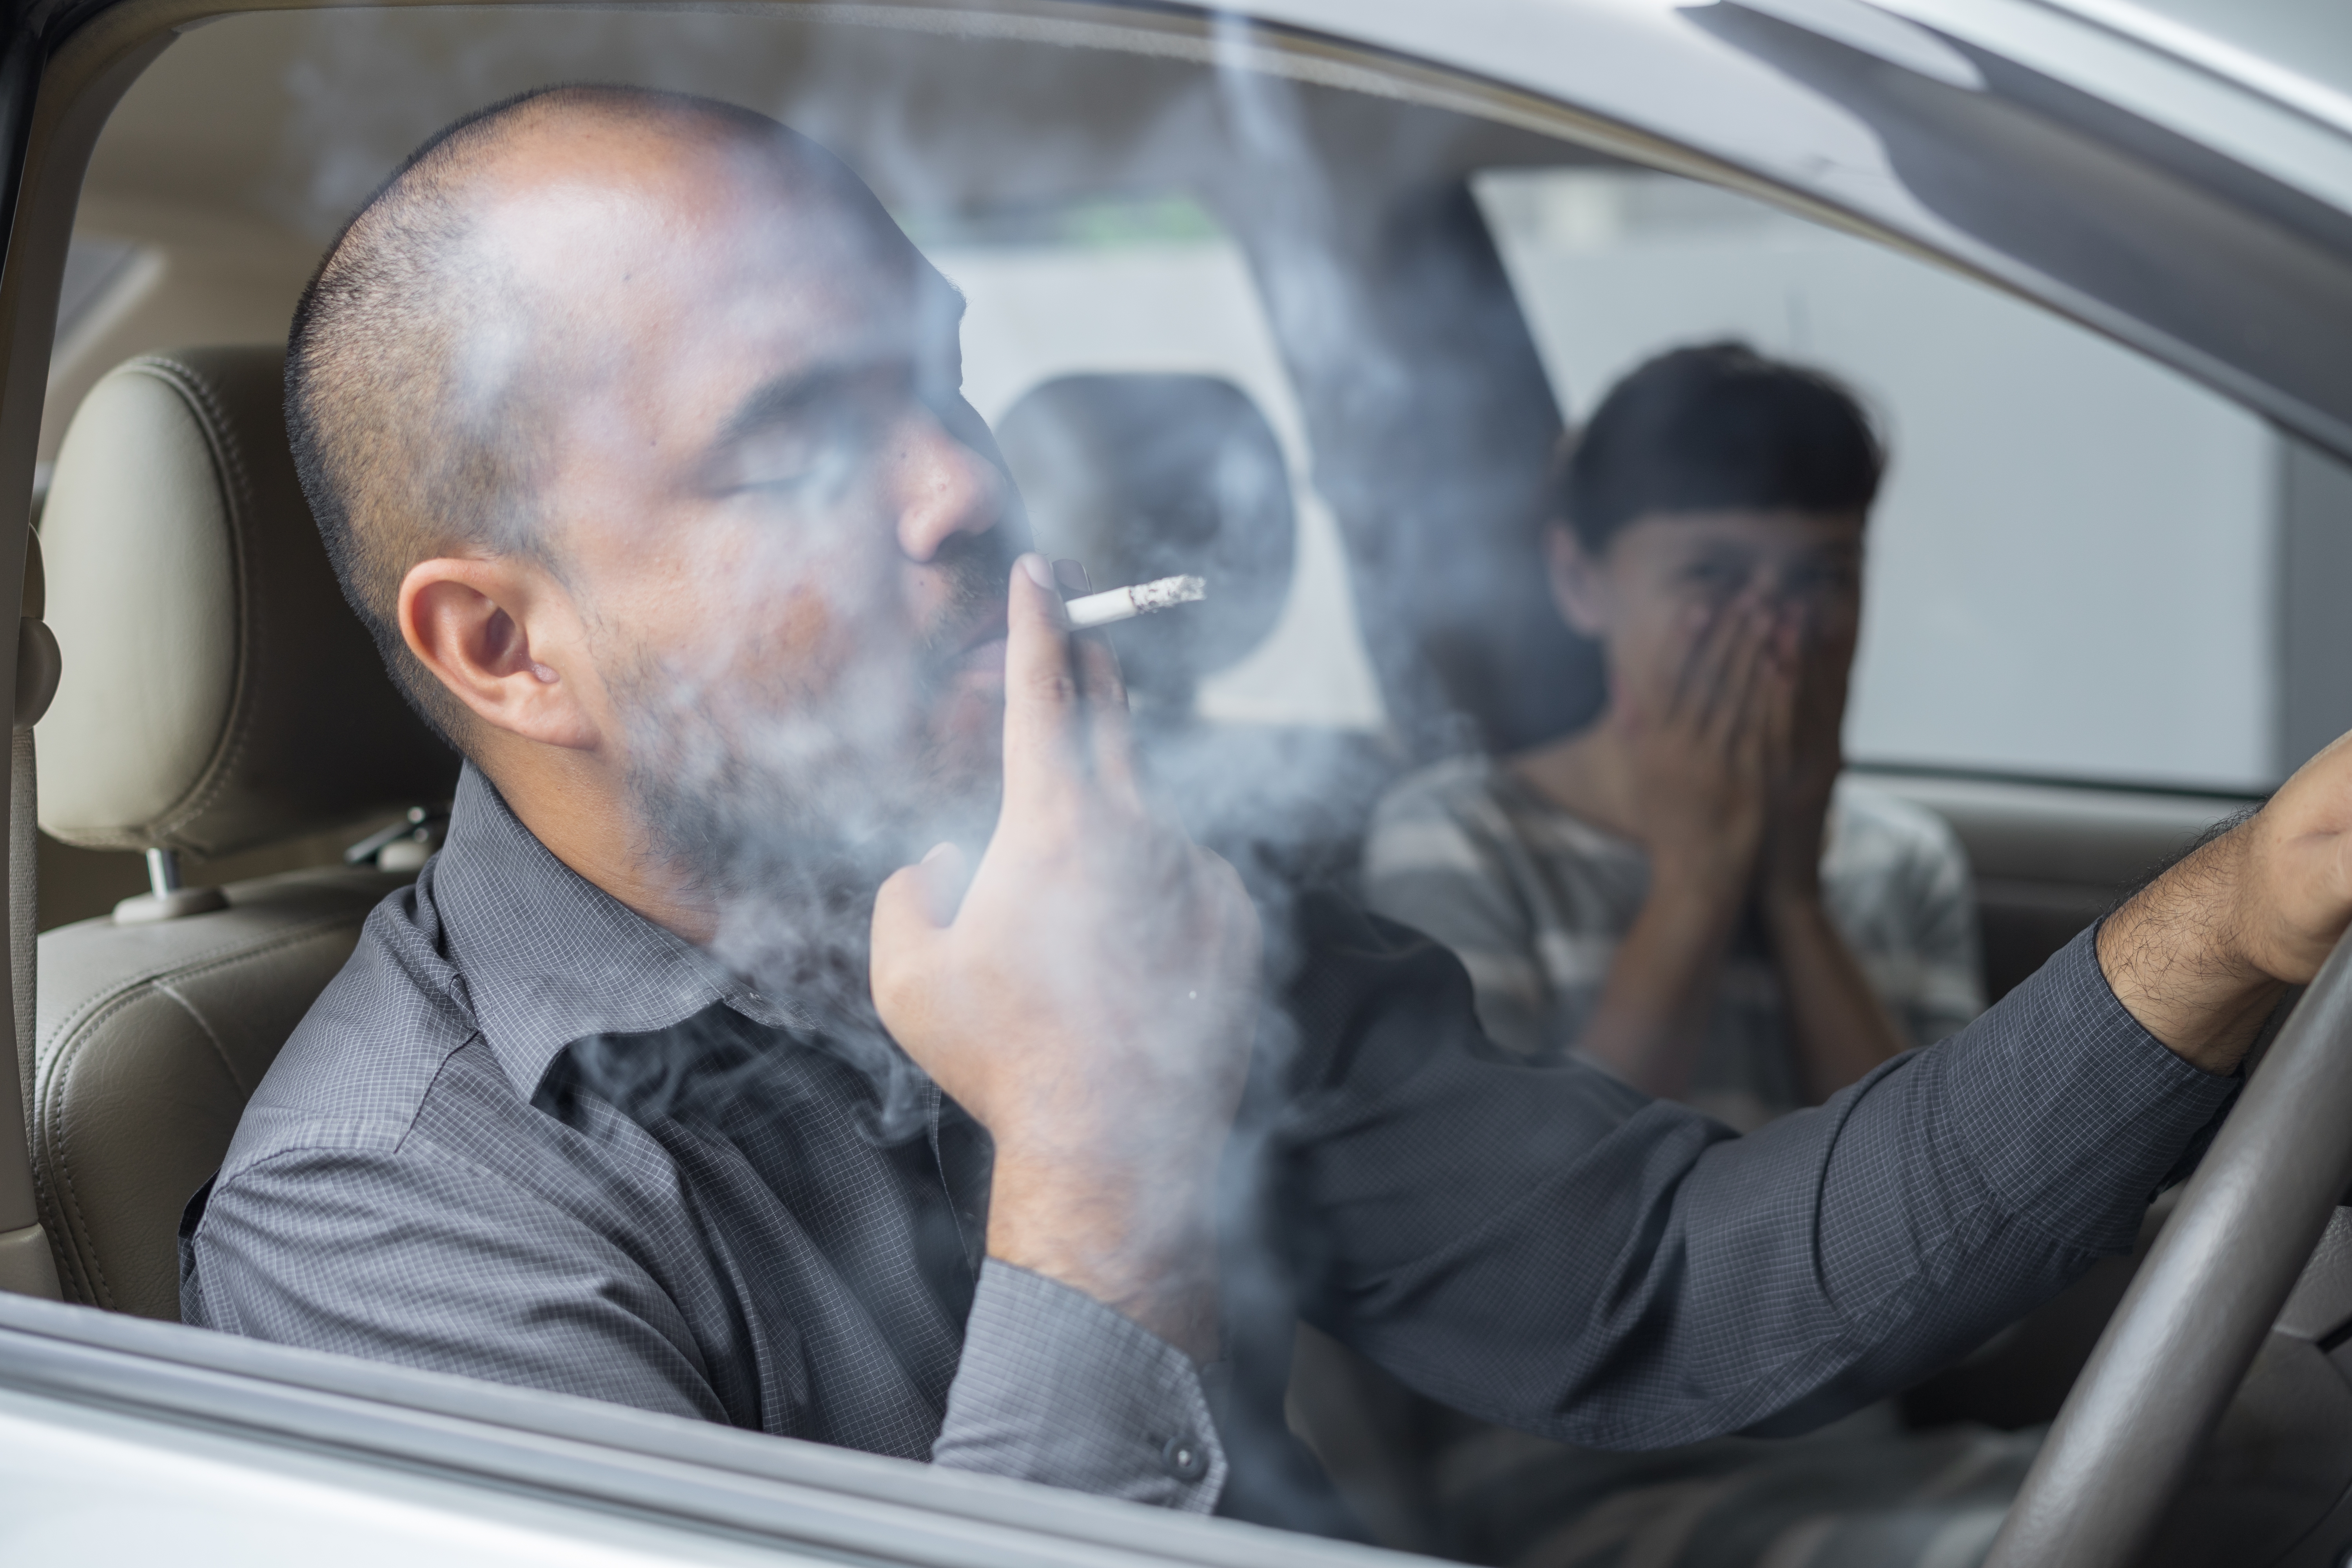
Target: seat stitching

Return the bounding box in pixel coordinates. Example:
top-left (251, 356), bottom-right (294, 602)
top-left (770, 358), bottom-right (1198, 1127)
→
top-left (152, 975), bottom-right (254, 1101)
top-left (38, 976), bottom-right (241, 1310)
top-left (41, 919), bottom-right (362, 1093)
top-left (36, 984), bottom-right (160, 1311)
top-left (38, 907), bottom-right (375, 1062)
top-left (44, 1122), bottom-right (114, 1310)
top-left (35, 918), bottom-right (368, 1312)
top-left (24, 1107), bottom-right (91, 1303)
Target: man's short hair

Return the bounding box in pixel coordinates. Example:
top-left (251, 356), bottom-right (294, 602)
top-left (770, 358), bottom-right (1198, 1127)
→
top-left (1551, 341), bottom-right (1884, 553)
top-left (284, 83), bottom-right (791, 746)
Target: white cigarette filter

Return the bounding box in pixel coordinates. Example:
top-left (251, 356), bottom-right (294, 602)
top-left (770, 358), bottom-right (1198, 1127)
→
top-left (1063, 574), bottom-right (1208, 630)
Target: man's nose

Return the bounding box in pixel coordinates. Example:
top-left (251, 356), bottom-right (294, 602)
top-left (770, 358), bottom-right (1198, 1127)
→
top-left (895, 406), bottom-right (1005, 565)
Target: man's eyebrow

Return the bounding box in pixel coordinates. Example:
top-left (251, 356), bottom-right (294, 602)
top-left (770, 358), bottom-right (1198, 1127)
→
top-left (706, 276), bottom-right (965, 457)
top-left (709, 362), bottom-right (884, 452)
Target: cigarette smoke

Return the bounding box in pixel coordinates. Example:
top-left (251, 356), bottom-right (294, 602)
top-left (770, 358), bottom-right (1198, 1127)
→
top-left (243, 5), bottom-right (1488, 1122)
top-left (191, 7), bottom-right (1584, 1539)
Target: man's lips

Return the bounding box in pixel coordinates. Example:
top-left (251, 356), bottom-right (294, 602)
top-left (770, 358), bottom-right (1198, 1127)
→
top-left (954, 636), bottom-right (1007, 683)
top-left (946, 602), bottom-right (1009, 683)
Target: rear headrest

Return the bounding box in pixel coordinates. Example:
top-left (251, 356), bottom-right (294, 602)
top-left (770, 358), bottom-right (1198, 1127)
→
top-left (36, 347), bottom-right (457, 858)
top-left (996, 374), bottom-right (1296, 706)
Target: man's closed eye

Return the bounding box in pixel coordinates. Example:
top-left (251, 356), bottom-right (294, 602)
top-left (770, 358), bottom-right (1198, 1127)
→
top-left (714, 410), bottom-right (877, 508)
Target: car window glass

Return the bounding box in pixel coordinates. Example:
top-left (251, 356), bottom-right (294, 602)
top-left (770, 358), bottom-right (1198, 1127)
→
top-left (61, 9), bottom-right (1407, 747)
top-left (1479, 165), bottom-right (2305, 792)
top-left (64, 15), bottom-right (2339, 800)
top-left (903, 198), bottom-right (1384, 732)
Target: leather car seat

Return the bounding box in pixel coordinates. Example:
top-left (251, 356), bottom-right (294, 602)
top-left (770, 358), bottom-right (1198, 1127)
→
top-left (27, 346), bottom-right (457, 1319)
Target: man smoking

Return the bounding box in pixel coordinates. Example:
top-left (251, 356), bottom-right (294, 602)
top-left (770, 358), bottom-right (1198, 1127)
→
top-left (181, 84), bottom-right (2344, 1532)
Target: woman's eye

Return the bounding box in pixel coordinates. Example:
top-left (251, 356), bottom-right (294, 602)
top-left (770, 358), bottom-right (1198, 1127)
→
top-left (1791, 561), bottom-right (1861, 595)
top-left (1683, 560), bottom-right (1746, 589)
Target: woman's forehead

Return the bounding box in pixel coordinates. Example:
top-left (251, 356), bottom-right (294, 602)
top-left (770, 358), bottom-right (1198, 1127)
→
top-left (1613, 508), bottom-right (1867, 556)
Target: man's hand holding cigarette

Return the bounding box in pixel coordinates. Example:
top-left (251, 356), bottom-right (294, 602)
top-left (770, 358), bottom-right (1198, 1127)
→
top-left (871, 554), bottom-right (1262, 1362)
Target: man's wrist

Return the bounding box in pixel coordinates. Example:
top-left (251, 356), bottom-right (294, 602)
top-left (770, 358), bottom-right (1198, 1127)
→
top-left (2097, 829), bottom-right (2282, 1073)
top-left (986, 1144), bottom-right (1225, 1362)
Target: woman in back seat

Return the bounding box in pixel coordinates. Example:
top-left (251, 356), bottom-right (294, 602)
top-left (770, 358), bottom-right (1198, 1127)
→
top-left (1362, 341), bottom-right (1982, 1130)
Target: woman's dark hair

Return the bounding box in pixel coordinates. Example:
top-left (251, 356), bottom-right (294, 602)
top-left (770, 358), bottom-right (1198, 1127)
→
top-left (1552, 341), bottom-right (1884, 552)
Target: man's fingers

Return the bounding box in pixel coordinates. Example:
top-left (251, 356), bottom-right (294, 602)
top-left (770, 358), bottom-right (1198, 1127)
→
top-left (918, 840), bottom-right (973, 924)
top-left (1000, 554), bottom-right (1085, 820)
top-left (1075, 634), bottom-right (1144, 810)
top-left (871, 853), bottom-right (956, 1023)
top-left (1049, 560), bottom-right (1145, 813)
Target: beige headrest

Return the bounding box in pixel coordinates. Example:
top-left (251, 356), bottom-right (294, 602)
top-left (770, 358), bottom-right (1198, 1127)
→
top-left (37, 347), bottom-right (457, 858)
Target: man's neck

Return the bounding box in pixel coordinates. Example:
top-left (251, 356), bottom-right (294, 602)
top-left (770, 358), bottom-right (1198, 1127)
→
top-left (473, 745), bottom-right (719, 945)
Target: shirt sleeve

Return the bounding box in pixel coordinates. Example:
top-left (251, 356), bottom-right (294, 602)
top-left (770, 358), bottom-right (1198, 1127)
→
top-left (186, 1136), bottom-right (1229, 1512)
top-left (182, 1140), bottom-right (728, 1425)
top-left (1359, 786), bottom-right (1550, 1056)
top-left (1274, 897), bottom-right (2234, 1450)
top-left (932, 1261), bottom-right (1225, 1511)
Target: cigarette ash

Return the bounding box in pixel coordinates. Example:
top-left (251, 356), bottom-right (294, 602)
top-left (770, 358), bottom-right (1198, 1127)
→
top-left (1064, 573), bottom-right (1207, 630)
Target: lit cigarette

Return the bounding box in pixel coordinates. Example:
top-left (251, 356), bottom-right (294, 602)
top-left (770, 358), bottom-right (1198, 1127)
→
top-left (1063, 574), bottom-right (1207, 630)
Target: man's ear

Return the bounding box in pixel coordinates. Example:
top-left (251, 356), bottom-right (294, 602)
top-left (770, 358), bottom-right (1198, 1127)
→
top-left (1544, 523), bottom-right (1612, 639)
top-left (398, 557), bottom-right (602, 751)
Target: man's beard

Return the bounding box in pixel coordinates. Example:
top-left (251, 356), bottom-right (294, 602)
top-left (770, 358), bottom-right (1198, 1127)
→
top-left (606, 550), bottom-right (1005, 1133)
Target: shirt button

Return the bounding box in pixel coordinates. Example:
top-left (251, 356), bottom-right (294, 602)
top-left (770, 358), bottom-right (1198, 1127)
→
top-left (1162, 1435), bottom-right (1209, 1482)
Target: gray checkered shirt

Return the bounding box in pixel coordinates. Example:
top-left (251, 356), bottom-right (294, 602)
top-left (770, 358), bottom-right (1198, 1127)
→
top-left (181, 764), bottom-right (2235, 1532)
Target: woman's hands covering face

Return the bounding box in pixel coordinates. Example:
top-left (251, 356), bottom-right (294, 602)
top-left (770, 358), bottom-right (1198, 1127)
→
top-left (1757, 613), bottom-right (1853, 906)
top-left (1613, 592), bottom-right (1793, 896)
top-left (1615, 591), bottom-right (1847, 906)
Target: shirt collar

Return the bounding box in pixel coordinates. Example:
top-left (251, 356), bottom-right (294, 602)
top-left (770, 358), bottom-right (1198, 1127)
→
top-left (428, 763), bottom-right (804, 1098)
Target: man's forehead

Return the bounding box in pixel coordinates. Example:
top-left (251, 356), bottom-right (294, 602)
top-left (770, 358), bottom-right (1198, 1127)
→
top-left (455, 118), bottom-right (951, 428)
top-left (439, 115), bottom-right (971, 513)
top-left (469, 123), bottom-right (908, 300)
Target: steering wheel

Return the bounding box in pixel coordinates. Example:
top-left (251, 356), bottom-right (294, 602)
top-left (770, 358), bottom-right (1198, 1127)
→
top-left (1984, 932), bottom-right (2352, 1567)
